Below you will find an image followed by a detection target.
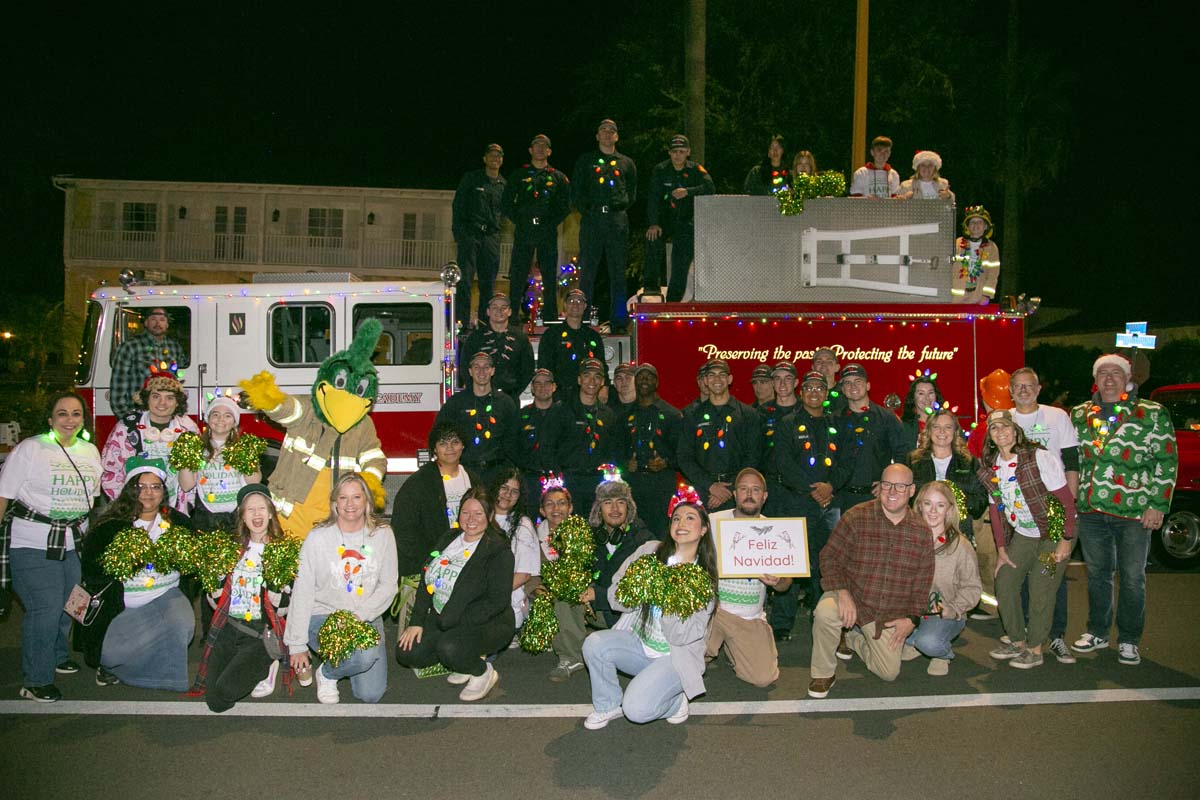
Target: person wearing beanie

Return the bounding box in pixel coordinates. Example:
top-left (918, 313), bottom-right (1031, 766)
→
top-left (548, 477), bottom-right (654, 683)
top-left (452, 143), bottom-right (507, 327)
top-left (1069, 354), bottom-right (1178, 665)
top-left (78, 457), bottom-right (197, 690)
top-left (645, 134), bottom-right (715, 302)
top-left (100, 366), bottom-right (199, 506)
top-left (899, 150), bottom-right (955, 201)
top-left (571, 119), bottom-right (638, 334)
top-left (952, 205), bottom-right (1000, 305)
top-left (502, 134), bottom-right (571, 322)
top-left (109, 307), bottom-right (187, 418)
top-left (178, 394), bottom-right (262, 533)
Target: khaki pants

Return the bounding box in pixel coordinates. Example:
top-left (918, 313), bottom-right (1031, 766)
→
top-left (995, 534), bottom-right (1065, 648)
top-left (811, 592), bottom-right (903, 681)
top-left (705, 607), bottom-right (779, 687)
top-left (553, 600), bottom-right (608, 664)
top-left (974, 514), bottom-right (997, 600)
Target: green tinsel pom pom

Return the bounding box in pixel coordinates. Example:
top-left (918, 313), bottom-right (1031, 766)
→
top-left (777, 171), bottom-right (847, 216)
top-left (519, 593), bottom-right (558, 654)
top-left (101, 527), bottom-right (156, 581)
top-left (262, 536), bottom-right (302, 591)
top-left (658, 563), bottom-right (715, 618)
top-left (614, 554), bottom-right (664, 609)
top-left (168, 432), bottom-right (205, 472)
top-left (318, 609), bottom-right (380, 667)
top-left (549, 515), bottom-right (594, 562)
top-left (224, 434), bottom-right (267, 476)
top-left (192, 529), bottom-right (241, 593)
top-left (811, 170), bottom-right (846, 198)
top-left (150, 524), bottom-right (198, 574)
top-left (944, 481), bottom-right (970, 527)
top-left (1045, 494), bottom-right (1065, 543)
top-left (541, 558), bottom-right (595, 603)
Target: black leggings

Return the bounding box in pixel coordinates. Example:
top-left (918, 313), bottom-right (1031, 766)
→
top-left (205, 623), bottom-right (274, 712)
top-left (395, 616), bottom-right (513, 676)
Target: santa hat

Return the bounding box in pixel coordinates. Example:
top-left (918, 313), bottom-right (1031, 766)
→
top-left (206, 394), bottom-right (242, 420)
top-left (912, 150), bottom-right (943, 171)
top-left (1092, 354), bottom-right (1132, 378)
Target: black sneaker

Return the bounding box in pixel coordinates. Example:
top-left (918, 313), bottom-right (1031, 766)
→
top-left (55, 659), bottom-right (81, 675)
top-left (95, 667), bottom-right (121, 686)
top-left (20, 685), bottom-right (62, 703)
top-left (773, 629), bottom-right (792, 643)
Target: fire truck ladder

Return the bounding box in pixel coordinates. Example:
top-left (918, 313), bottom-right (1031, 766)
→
top-left (801, 223), bottom-right (941, 297)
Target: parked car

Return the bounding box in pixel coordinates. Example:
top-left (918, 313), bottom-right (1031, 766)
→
top-left (1149, 383), bottom-right (1200, 569)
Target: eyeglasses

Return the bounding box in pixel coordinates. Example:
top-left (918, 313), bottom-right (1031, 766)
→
top-left (879, 481), bottom-right (913, 492)
top-left (497, 484), bottom-right (520, 496)
top-left (135, 483), bottom-right (164, 492)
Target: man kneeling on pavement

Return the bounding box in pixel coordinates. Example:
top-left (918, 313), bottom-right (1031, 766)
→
top-left (808, 464), bottom-right (934, 698)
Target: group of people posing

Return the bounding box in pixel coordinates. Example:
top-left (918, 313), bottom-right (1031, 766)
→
top-left (0, 345), bottom-right (1176, 728)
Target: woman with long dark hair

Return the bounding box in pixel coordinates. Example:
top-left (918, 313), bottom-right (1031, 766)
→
top-left (78, 457), bottom-right (196, 690)
top-left (488, 467), bottom-right (539, 629)
top-left (190, 484), bottom-right (290, 711)
top-left (900, 373), bottom-right (946, 453)
top-left (744, 134), bottom-right (791, 195)
top-left (0, 391), bottom-right (102, 702)
top-left (581, 495), bottom-right (719, 729)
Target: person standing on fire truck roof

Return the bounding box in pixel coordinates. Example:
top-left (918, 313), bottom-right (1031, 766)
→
top-left (434, 351), bottom-right (518, 487)
top-left (459, 293), bottom-right (534, 398)
top-left (537, 288), bottom-right (609, 401)
top-left (452, 143), bottom-right (507, 327)
top-left (502, 134), bottom-right (571, 324)
top-left (832, 364), bottom-right (908, 515)
top-left (677, 359), bottom-right (763, 513)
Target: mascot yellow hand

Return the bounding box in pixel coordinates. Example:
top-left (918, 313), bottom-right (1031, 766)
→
top-left (239, 371), bottom-right (287, 412)
top-left (362, 471), bottom-right (386, 511)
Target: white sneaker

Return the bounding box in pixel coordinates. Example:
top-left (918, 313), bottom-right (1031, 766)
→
top-left (250, 660), bottom-right (279, 698)
top-left (584, 706), bottom-right (625, 730)
top-left (666, 696), bottom-right (690, 725)
top-left (1072, 633), bottom-right (1110, 653)
top-left (446, 672), bottom-right (472, 686)
top-left (314, 662), bottom-right (340, 704)
top-left (459, 663), bottom-right (499, 702)
top-left (1118, 643), bottom-right (1141, 665)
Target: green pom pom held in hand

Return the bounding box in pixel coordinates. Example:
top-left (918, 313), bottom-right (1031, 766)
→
top-left (614, 554), bottom-right (664, 609)
top-left (549, 515), bottom-right (594, 562)
top-left (318, 610), bottom-right (380, 667)
top-left (168, 432), bottom-right (205, 472)
top-left (777, 171), bottom-right (847, 216)
top-left (223, 434), bottom-right (267, 476)
top-left (100, 527), bottom-right (156, 581)
top-left (192, 530), bottom-right (241, 593)
top-left (150, 524), bottom-right (198, 575)
top-left (615, 555), bottom-right (713, 619)
top-left (261, 536), bottom-right (302, 591)
top-left (519, 593), bottom-right (558, 653)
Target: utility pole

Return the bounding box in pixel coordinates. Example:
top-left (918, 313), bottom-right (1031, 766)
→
top-left (686, 0), bottom-right (706, 163)
top-left (851, 0), bottom-right (869, 170)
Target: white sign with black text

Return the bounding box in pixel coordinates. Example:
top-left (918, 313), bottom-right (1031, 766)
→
top-left (715, 517), bottom-right (810, 579)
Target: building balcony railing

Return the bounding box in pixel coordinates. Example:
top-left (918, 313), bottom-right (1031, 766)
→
top-left (68, 229), bottom-right (513, 275)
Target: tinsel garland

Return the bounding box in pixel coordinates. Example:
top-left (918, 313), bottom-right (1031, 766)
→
top-left (224, 434), bottom-right (267, 476)
top-left (261, 536), bottom-right (302, 591)
top-left (518, 593), bottom-right (559, 653)
top-left (100, 527), bottom-right (157, 581)
top-left (614, 554), bottom-right (714, 619)
top-left (944, 482), bottom-right (970, 530)
top-left (520, 514), bottom-right (597, 654)
top-left (318, 609), bottom-right (380, 667)
top-left (168, 432), bottom-right (205, 472)
top-left (1039, 495), bottom-right (1067, 576)
top-left (192, 530), bottom-right (241, 593)
top-left (777, 171), bottom-right (848, 215)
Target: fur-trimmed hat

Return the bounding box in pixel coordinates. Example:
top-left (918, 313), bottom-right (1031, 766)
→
top-left (205, 394), bottom-right (241, 420)
top-left (589, 477), bottom-right (638, 528)
top-left (912, 150), bottom-right (943, 171)
top-left (1092, 353), bottom-right (1132, 378)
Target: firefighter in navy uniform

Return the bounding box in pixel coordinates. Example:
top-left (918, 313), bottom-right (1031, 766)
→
top-left (831, 363), bottom-right (908, 514)
top-left (458, 292), bottom-right (535, 398)
top-left (765, 370), bottom-right (846, 640)
top-left (571, 119), bottom-right (637, 334)
top-left (501, 134), bottom-right (571, 323)
top-left (621, 363), bottom-right (683, 539)
top-left (515, 368), bottom-right (559, 504)
top-left (677, 359), bottom-right (763, 513)
top-left (542, 358), bottom-right (623, 516)
top-left (644, 134), bottom-right (715, 302)
top-left (433, 351), bottom-right (518, 485)
top-left (452, 143), bottom-right (507, 327)
top-left (537, 288), bottom-right (608, 402)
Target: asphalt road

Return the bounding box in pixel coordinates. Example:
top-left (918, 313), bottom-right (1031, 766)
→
top-left (3, 564), bottom-right (1199, 800)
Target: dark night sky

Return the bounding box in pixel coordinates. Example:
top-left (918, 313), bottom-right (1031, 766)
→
top-left (5, 2), bottom-right (1187, 325)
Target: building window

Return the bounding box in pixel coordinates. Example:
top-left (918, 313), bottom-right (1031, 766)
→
top-left (402, 213), bottom-right (417, 241)
top-left (269, 303), bottom-right (333, 366)
top-left (307, 208), bottom-right (344, 247)
top-left (122, 202), bottom-right (158, 232)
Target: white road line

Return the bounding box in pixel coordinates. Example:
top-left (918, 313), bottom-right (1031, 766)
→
top-left (2, 687), bottom-right (1198, 719)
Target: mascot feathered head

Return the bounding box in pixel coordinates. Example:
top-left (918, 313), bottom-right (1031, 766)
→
top-left (312, 318), bottom-right (383, 434)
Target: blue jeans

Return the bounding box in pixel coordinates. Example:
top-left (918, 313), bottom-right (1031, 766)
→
top-left (582, 628), bottom-right (685, 724)
top-left (102, 587), bottom-right (195, 691)
top-left (1078, 512), bottom-right (1150, 645)
top-left (907, 616), bottom-right (966, 660)
top-left (10, 548), bottom-right (81, 687)
top-left (308, 614), bottom-right (387, 703)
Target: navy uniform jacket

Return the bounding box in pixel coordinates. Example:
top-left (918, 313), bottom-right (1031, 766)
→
top-left (453, 169), bottom-right (506, 240)
top-left (759, 400), bottom-right (801, 474)
top-left (459, 324), bottom-right (535, 398)
top-left (434, 388), bottom-right (518, 469)
top-left (516, 401), bottom-right (558, 475)
top-left (502, 163), bottom-right (571, 229)
top-left (677, 397), bottom-right (763, 502)
top-left (834, 400), bottom-right (909, 488)
top-left (772, 407), bottom-right (852, 493)
top-left (621, 397), bottom-right (683, 470)
top-left (646, 158), bottom-right (715, 230)
top-left (572, 149), bottom-right (638, 216)
top-left (542, 395), bottom-right (622, 474)
top-left (537, 321), bottom-right (608, 397)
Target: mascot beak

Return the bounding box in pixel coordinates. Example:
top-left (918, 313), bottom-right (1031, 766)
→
top-left (316, 382), bottom-right (372, 434)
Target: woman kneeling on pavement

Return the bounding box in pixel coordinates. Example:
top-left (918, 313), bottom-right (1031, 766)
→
top-left (0, 391), bottom-right (102, 702)
top-left (902, 482), bottom-right (981, 675)
top-left (581, 493), bottom-right (718, 729)
top-left (549, 476), bottom-right (654, 683)
top-left (977, 410), bottom-right (1076, 669)
top-left (191, 484), bottom-right (291, 711)
top-left (396, 487), bottom-right (515, 702)
top-left (286, 473), bottom-right (397, 704)
top-left (78, 457), bottom-right (196, 690)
